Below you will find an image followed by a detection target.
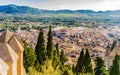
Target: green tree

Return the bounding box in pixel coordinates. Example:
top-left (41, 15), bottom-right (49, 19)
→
top-left (60, 50), bottom-right (67, 65)
top-left (84, 48), bottom-right (94, 75)
top-left (23, 40), bottom-right (36, 72)
top-left (110, 54), bottom-right (120, 75)
top-left (52, 43), bottom-right (60, 69)
top-left (56, 43), bottom-right (60, 57)
top-left (94, 57), bottom-right (106, 75)
top-left (72, 64), bottom-right (75, 73)
top-left (35, 28), bottom-right (46, 64)
top-left (62, 70), bottom-right (69, 75)
top-left (75, 48), bottom-right (85, 74)
top-left (46, 25), bottom-right (54, 59)
top-left (75, 48), bottom-right (94, 75)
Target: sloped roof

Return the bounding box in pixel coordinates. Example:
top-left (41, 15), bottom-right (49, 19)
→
top-left (8, 34), bottom-right (24, 53)
top-left (109, 47), bottom-right (120, 57)
top-left (0, 43), bottom-right (13, 63)
top-left (0, 30), bottom-right (13, 43)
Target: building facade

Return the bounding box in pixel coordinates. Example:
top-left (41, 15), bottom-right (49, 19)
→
top-left (0, 30), bottom-right (24, 75)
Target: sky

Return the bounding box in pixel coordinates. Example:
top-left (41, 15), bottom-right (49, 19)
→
top-left (0, 0), bottom-right (120, 11)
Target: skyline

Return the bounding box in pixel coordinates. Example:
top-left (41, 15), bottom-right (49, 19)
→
top-left (0, 0), bottom-right (120, 11)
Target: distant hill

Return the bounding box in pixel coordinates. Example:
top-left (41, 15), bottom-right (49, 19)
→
top-left (0, 4), bottom-right (120, 23)
top-left (0, 4), bottom-right (120, 15)
top-left (0, 4), bottom-right (42, 14)
top-left (0, 4), bottom-right (97, 14)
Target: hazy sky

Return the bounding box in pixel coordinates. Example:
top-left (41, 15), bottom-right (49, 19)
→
top-left (0, 0), bottom-right (120, 11)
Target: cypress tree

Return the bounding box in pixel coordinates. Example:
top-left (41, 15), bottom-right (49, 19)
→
top-left (23, 40), bottom-right (36, 72)
top-left (62, 70), bottom-right (69, 75)
top-left (56, 43), bottom-right (60, 57)
top-left (75, 48), bottom-right (94, 75)
top-left (75, 48), bottom-right (85, 74)
top-left (46, 25), bottom-right (54, 59)
top-left (72, 64), bottom-right (75, 73)
top-left (52, 50), bottom-right (58, 69)
top-left (60, 50), bottom-right (67, 65)
top-left (84, 48), bottom-right (94, 75)
top-left (94, 57), bottom-right (106, 75)
top-left (110, 54), bottom-right (120, 75)
top-left (52, 43), bottom-right (60, 69)
top-left (35, 28), bottom-right (46, 64)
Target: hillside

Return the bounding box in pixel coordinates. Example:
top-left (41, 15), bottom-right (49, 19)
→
top-left (0, 4), bottom-right (40, 14)
top-left (0, 4), bottom-right (120, 15)
top-left (0, 4), bottom-right (120, 26)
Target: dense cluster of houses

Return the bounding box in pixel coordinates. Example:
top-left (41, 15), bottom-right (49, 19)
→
top-left (17, 26), bottom-right (120, 68)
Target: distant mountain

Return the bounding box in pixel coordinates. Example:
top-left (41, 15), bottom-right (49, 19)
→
top-left (0, 4), bottom-right (95, 14)
top-left (0, 4), bottom-right (120, 15)
top-left (75, 10), bottom-right (95, 13)
top-left (0, 4), bottom-right (41, 14)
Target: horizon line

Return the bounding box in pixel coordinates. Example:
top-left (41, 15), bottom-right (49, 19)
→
top-left (0, 4), bottom-right (120, 12)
